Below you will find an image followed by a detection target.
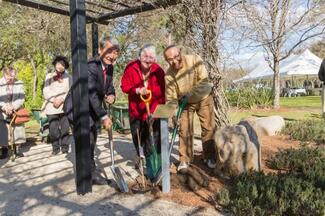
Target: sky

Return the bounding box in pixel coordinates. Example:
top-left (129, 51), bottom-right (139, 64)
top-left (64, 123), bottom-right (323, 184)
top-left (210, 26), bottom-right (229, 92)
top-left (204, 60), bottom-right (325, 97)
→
top-left (219, 0), bottom-right (324, 71)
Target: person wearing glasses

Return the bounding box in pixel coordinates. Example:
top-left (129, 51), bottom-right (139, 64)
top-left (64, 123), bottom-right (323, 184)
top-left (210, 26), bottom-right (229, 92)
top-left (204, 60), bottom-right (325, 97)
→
top-left (120, 44), bottom-right (165, 171)
top-left (164, 45), bottom-right (216, 171)
top-left (43, 56), bottom-right (72, 155)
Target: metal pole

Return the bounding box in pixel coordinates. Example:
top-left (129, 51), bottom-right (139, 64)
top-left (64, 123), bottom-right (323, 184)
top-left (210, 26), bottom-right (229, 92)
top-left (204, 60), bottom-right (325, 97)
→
top-left (69, 0), bottom-right (92, 195)
top-left (91, 22), bottom-right (98, 57)
top-left (160, 118), bottom-right (170, 193)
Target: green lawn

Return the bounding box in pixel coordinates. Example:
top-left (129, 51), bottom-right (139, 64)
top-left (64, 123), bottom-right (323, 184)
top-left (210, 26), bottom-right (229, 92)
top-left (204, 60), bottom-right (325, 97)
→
top-left (229, 96), bottom-right (322, 124)
top-left (229, 109), bottom-right (322, 124)
top-left (27, 96), bottom-right (322, 128)
top-left (280, 96), bottom-right (321, 109)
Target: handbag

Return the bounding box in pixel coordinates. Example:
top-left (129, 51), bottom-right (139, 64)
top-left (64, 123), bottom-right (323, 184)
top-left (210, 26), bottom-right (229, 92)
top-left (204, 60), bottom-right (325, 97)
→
top-left (14, 107), bottom-right (30, 125)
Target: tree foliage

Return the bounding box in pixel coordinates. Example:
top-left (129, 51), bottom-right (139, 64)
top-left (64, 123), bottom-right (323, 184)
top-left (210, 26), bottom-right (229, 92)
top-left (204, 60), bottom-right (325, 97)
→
top-left (0, 2), bottom-right (70, 110)
top-left (165, 0), bottom-right (230, 127)
top-left (237, 0), bottom-right (325, 109)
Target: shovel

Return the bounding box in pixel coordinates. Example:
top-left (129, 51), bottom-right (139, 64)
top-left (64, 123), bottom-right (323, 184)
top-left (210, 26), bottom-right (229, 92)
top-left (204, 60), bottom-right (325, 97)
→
top-left (107, 105), bottom-right (129, 193)
top-left (136, 129), bottom-right (146, 189)
top-left (140, 90), bottom-right (161, 181)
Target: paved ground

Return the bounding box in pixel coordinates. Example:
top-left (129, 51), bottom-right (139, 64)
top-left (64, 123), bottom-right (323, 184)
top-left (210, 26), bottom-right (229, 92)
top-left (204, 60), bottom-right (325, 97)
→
top-left (0, 130), bottom-right (220, 216)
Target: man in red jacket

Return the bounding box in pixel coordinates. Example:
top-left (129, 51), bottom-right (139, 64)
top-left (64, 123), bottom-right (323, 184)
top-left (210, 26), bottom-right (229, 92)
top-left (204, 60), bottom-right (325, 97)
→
top-left (121, 44), bottom-right (165, 168)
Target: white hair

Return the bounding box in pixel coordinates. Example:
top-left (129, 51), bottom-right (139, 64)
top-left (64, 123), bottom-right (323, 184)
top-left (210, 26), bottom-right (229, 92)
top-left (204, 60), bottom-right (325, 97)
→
top-left (138, 44), bottom-right (156, 59)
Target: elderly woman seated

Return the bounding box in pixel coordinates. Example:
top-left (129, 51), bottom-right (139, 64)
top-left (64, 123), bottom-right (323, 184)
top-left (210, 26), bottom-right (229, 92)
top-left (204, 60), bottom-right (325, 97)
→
top-left (0, 66), bottom-right (26, 158)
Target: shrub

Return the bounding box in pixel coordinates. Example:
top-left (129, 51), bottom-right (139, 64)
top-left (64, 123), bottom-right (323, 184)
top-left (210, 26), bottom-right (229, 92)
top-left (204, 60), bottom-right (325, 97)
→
top-left (267, 147), bottom-right (325, 189)
top-left (226, 86), bottom-right (273, 109)
top-left (216, 147), bottom-right (325, 216)
top-left (306, 89), bottom-right (321, 96)
top-left (216, 172), bottom-right (325, 215)
top-left (282, 119), bottom-right (325, 144)
top-left (14, 53), bottom-right (50, 110)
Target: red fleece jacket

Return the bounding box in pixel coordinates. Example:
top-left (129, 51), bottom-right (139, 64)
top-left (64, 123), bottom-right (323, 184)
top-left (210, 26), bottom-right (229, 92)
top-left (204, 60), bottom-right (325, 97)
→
top-left (120, 60), bottom-right (165, 121)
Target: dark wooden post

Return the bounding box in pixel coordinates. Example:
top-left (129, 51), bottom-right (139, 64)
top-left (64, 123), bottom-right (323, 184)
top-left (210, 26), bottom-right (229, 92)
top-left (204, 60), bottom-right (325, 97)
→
top-left (91, 22), bottom-right (98, 57)
top-left (69, 0), bottom-right (92, 195)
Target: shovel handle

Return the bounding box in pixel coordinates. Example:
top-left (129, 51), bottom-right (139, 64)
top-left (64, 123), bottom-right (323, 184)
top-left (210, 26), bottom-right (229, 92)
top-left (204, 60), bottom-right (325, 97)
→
top-left (140, 90), bottom-right (152, 117)
top-left (107, 105), bottom-right (115, 167)
top-left (140, 90), bottom-right (152, 104)
top-left (110, 133), bottom-right (115, 167)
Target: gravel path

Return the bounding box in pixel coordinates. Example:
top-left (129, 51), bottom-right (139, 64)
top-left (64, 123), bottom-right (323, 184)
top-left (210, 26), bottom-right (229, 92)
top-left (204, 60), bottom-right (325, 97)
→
top-left (0, 132), bottom-right (220, 216)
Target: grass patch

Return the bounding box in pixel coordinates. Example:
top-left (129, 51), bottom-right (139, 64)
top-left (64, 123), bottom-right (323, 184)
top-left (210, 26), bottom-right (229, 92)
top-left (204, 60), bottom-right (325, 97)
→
top-left (229, 96), bottom-right (322, 124)
top-left (229, 109), bottom-right (320, 124)
top-left (280, 96), bottom-right (321, 109)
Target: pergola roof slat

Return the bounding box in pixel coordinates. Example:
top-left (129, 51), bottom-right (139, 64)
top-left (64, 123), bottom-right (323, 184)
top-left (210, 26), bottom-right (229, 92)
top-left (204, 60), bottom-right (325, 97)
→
top-left (4, 0), bottom-right (70, 16)
top-left (3, 0), bottom-right (178, 25)
top-left (47, 0), bottom-right (101, 15)
top-left (96, 0), bottom-right (178, 22)
top-left (3, 0), bottom-right (110, 24)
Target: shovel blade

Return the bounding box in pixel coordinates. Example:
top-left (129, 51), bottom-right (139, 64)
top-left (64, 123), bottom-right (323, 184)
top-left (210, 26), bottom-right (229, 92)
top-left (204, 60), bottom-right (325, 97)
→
top-left (110, 166), bottom-right (129, 193)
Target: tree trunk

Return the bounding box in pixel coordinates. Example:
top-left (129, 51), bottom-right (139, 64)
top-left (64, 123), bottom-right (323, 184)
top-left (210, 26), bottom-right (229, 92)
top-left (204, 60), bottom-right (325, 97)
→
top-left (29, 54), bottom-right (38, 101)
top-left (210, 70), bottom-right (230, 127)
top-left (204, 27), bottom-right (230, 128)
top-left (180, 0), bottom-right (229, 128)
top-left (272, 59), bottom-right (280, 109)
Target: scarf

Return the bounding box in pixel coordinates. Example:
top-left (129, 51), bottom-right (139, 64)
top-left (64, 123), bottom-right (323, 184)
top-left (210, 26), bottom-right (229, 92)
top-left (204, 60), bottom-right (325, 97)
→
top-left (53, 71), bottom-right (64, 81)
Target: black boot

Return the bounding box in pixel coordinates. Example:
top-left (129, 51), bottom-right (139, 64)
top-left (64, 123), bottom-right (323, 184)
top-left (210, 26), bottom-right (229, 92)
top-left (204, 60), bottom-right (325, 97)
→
top-left (52, 141), bottom-right (60, 155)
top-left (0, 147), bottom-right (8, 159)
top-left (92, 169), bottom-right (111, 185)
top-left (15, 145), bottom-right (24, 158)
top-left (61, 145), bottom-right (69, 154)
top-left (51, 149), bottom-right (60, 155)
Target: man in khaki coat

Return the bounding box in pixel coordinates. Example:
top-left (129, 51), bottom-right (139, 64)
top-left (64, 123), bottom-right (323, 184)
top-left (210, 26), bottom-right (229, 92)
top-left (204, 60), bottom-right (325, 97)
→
top-left (164, 45), bottom-right (216, 171)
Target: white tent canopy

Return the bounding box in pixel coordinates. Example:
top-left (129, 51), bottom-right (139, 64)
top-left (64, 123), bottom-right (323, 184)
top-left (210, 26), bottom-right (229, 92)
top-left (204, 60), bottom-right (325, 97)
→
top-left (234, 49), bottom-right (322, 83)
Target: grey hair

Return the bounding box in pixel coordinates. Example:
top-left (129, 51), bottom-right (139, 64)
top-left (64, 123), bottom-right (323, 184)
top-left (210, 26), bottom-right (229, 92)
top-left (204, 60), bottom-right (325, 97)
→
top-left (138, 44), bottom-right (156, 59)
top-left (99, 35), bottom-right (120, 51)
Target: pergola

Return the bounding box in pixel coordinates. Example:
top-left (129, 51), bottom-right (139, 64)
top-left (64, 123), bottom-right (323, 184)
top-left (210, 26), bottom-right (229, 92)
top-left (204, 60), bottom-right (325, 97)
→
top-left (3, 0), bottom-right (177, 195)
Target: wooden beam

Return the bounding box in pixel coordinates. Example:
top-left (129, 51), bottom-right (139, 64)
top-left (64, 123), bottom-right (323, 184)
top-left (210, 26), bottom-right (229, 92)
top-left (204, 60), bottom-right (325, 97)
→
top-left (3, 0), bottom-right (109, 25)
top-left (69, 0), bottom-right (92, 195)
top-left (91, 22), bottom-right (99, 57)
top-left (96, 0), bottom-right (178, 22)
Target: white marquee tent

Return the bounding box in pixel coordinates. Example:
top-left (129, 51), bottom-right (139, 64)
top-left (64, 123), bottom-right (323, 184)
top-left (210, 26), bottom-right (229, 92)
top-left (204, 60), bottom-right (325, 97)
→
top-left (234, 49), bottom-right (322, 83)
